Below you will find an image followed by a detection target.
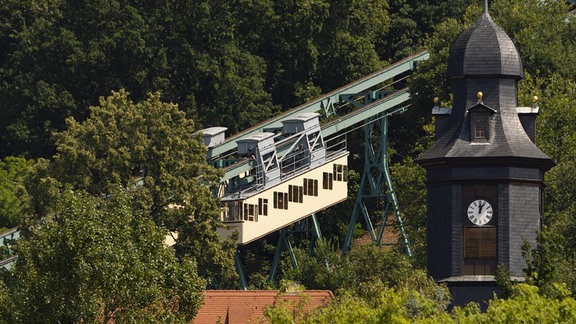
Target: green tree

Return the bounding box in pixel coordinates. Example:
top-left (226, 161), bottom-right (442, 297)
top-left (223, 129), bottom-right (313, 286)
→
top-left (0, 188), bottom-right (205, 322)
top-left (29, 89), bottom-right (237, 285)
top-left (0, 0), bottom-right (162, 158)
top-left (0, 157), bottom-right (34, 228)
top-left (284, 242), bottom-right (450, 310)
top-left (492, 0), bottom-right (576, 79)
top-left (146, 0), bottom-right (276, 134)
top-left (263, 283), bottom-right (576, 323)
top-left (390, 155), bottom-right (430, 267)
top-left (519, 73), bottom-right (576, 294)
top-left (459, 284), bottom-right (576, 323)
top-left (381, 0), bottom-right (474, 61)
top-left (0, 0), bottom-right (275, 157)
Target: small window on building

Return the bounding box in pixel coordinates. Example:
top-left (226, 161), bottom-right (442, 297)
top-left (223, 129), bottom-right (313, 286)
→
top-left (273, 191), bottom-right (288, 209)
top-left (333, 164), bottom-right (348, 182)
top-left (259, 198), bottom-right (268, 216)
top-left (472, 112), bottom-right (489, 142)
top-left (288, 185), bottom-right (303, 203)
top-left (243, 203), bottom-right (257, 222)
top-left (303, 178), bottom-right (318, 196)
top-left (323, 172), bottom-right (333, 190)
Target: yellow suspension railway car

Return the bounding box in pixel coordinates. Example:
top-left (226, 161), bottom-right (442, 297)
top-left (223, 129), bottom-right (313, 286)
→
top-left (210, 113), bottom-right (349, 245)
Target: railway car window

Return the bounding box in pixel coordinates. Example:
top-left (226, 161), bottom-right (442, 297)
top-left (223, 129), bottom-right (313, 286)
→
top-left (274, 192), bottom-right (278, 208)
top-left (221, 202), bottom-right (242, 222)
top-left (274, 192), bottom-right (289, 210)
top-left (259, 198), bottom-right (268, 216)
top-left (243, 203), bottom-right (257, 221)
top-left (334, 164), bottom-right (347, 182)
top-left (289, 185), bottom-right (304, 203)
top-left (303, 178), bottom-right (318, 196)
top-left (323, 172), bottom-right (333, 190)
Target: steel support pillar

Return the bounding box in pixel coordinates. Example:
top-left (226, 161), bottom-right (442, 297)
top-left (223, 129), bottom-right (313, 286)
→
top-left (308, 214), bottom-right (323, 254)
top-left (343, 114), bottom-right (412, 256)
top-left (267, 213), bottom-right (324, 283)
top-left (235, 250), bottom-right (248, 290)
top-left (268, 228), bottom-right (298, 283)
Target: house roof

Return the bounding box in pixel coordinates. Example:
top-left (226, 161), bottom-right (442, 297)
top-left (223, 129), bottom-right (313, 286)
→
top-left (193, 290), bottom-right (333, 324)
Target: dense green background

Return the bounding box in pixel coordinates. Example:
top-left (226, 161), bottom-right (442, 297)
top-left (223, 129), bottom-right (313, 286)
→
top-left (1, 0), bottom-right (576, 321)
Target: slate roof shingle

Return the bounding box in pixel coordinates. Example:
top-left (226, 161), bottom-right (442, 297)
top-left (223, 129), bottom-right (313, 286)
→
top-left (417, 5), bottom-right (553, 171)
top-left (447, 9), bottom-right (523, 79)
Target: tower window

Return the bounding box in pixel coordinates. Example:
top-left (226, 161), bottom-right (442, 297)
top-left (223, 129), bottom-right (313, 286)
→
top-left (463, 227), bottom-right (497, 275)
top-left (472, 112), bottom-right (489, 142)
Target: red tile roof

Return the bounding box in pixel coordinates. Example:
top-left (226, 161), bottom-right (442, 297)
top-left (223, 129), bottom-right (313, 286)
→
top-left (193, 290), bottom-right (333, 324)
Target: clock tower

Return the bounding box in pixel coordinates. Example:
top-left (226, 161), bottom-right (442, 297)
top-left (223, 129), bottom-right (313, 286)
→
top-left (416, 1), bottom-right (554, 307)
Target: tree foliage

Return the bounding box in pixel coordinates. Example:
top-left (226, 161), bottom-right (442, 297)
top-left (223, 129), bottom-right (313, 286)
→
top-left (1, 0), bottom-right (576, 318)
top-left (263, 283), bottom-right (576, 323)
top-left (517, 73), bottom-right (576, 294)
top-left (0, 188), bottom-right (205, 322)
top-left (27, 89), bottom-right (237, 285)
top-left (0, 157), bottom-right (34, 228)
top-left (283, 242), bottom-right (450, 309)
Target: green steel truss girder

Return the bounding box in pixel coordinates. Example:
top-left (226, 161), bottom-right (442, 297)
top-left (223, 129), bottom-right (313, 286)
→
top-left (342, 115), bottom-right (412, 256)
top-left (220, 89), bottom-right (411, 182)
top-left (206, 51), bottom-right (429, 160)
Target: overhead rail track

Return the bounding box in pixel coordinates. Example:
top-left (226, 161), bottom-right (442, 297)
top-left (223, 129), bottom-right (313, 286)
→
top-left (206, 51), bottom-right (429, 160)
top-left (219, 87), bottom-right (413, 182)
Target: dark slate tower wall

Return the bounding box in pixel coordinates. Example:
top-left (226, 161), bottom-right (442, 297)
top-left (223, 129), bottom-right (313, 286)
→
top-left (506, 183), bottom-right (542, 275)
top-left (518, 114), bottom-right (537, 142)
top-left (426, 182), bottom-right (462, 279)
top-left (450, 78), bottom-right (518, 116)
top-left (426, 166), bottom-right (544, 280)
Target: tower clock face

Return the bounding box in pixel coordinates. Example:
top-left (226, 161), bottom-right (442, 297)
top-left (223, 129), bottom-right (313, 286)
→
top-left (467, 199), bottom-right (493, 226)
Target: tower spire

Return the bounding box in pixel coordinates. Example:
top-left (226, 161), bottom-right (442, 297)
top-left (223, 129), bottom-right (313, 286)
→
top-left (483, 0), bottom-right (489, 15)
